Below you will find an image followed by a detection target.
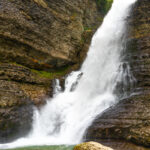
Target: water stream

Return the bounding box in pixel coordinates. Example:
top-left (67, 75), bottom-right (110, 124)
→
top-left (0, 0), bottom-right (137, 149)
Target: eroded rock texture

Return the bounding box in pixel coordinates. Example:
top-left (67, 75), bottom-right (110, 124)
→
top-left (74, 142), bottom-right (113, 150)
top-left (86, 0), bottom-right (150, 147)
top-left (0, 0), bottom-right (102, 70)
top-left (0, 0), bottom-right (103, 142)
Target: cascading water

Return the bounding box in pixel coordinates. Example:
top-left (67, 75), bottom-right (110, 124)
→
top-left (0, 0), bottom-right (137, 149)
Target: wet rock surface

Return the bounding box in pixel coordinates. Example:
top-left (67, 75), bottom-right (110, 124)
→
top-left (0, 0), bottom-right (103, 143)
top-left (0, 63), bottom-right (53, 142)
top-left (85, 95), bottom-right (150, 147)
top-left (86, 0), bottom-right (150, 147)
top-left (0, 79), bottom-right (33, 143)
top-left (95, 140), bottom-right (150, 150)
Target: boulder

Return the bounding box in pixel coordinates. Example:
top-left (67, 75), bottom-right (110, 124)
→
top-left (74, 142), bottom-right (113, 150)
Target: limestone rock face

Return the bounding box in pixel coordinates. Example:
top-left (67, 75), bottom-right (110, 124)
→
top-left (85, 0), bottom-right (150, 147)
top-left (85, 95), bottom-right (150, 147)
top-left (74, 142), bottom-right (113, 150)
top-left (0, 0), bottom-right (103, 142)
top-left (0, 63), bottom-right (52, 142)
top-left (0, 0), bottom-right (101, 70)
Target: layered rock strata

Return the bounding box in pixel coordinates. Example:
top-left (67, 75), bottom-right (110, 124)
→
top-left (86, 0), bottom-right (150, 147)
top-left (0, 0), bottom-right (104, 142)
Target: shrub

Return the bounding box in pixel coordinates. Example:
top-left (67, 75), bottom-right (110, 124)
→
top-left (96, 0), bottom-right (113, 14)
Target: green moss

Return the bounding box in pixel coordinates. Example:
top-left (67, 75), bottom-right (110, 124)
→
top-left (96, 0), bottom-right (113, 14)
top-left (10, 62), bottom-right (70, 79)
top-left (83, 25), bottom-right (99, 33)
top-left (31, 66), bottom-right (70, 79)
top-left (84, 26), bottom-right (92, 31)
top-left (105, 0), bottom-right (113, 12)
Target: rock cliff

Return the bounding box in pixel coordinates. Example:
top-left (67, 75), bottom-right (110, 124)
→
top-left (0, 0), bottom-right (105, 142)
top-left (85, 0), bottom-right (150, 148)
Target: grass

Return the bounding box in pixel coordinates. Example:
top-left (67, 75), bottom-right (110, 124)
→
top-left (9, 145), bottom-right (74, 150)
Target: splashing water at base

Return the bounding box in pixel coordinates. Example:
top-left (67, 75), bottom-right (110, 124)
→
top-left (0, 0), bottom-right (137, 149)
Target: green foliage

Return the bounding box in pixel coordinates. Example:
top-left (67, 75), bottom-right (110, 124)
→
top-left (84, 26), bottom-right (92, 31)
top-left (96, 0), bottom-right (113, 14)
top-left (106, 0), bottom-right (113, 12)
top-left (10, 145), bottom-right (74, 150)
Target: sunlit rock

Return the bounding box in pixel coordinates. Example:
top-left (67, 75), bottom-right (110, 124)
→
top-left (74, 142), bottom-right (113, 150)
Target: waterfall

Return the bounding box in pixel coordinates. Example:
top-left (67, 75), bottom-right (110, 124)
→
top-left (0, 0), bottom-right (137, 149)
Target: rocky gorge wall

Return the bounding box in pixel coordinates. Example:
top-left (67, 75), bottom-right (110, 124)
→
top-left (0, 0), bottom-right (112, 143)
top-left (1, 0), bottom-right (149, 148)
top-left (85, 0), bottom-right (150, 148)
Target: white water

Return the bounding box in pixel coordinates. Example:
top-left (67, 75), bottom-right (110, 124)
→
top-left (0, 0), bottom-right (137, 149)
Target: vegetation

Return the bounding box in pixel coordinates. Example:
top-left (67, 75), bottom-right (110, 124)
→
top-left (83, 26), bottom-right (93, 32)
top-left (11, 62), bottom-right (70, 79)
top-left (31, 66), bottom-right (70, 79)
top-left (96, 0), bottom-right (113, 14)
